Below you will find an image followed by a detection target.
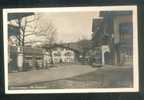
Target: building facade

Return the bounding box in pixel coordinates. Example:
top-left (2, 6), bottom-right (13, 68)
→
top-left (92, 11), bottom-right (133, 65)
top-left (43, 46), bottom-right (76, 67)
top-left (8, 45), bottom-right (77, 72)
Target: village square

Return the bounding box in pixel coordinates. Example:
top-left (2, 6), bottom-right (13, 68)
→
top-left (7, 10), bottom-right (133, 89)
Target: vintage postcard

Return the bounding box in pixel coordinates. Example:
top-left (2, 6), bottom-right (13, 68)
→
top-left (3, 6), bottom-right (139, 94)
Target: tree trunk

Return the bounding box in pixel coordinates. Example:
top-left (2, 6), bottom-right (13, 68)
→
top-left (49, 49), bottom-right (53, 64)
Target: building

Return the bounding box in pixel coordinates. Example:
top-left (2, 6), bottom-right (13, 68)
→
top-left (91, 11), bottom-right (133, 65)
top-left (8, 44), bottom-right (80, 72)
top-left (43, 44), bottom-right (79, 67)
top-left (91, 17), bottom-right (112, 65)
top-left (91, 17), bottom-right (104, 46)
top-left (23, 47), bottom-right (43, 70)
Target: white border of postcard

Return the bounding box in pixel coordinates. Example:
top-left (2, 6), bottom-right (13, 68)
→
top-left (3, 5), bottom-right (139, 94)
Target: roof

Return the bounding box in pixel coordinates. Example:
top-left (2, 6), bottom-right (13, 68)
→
top-left (43, 44), bottom-right (81, 53)
top-left (9, 46), bottom-right (43, 55)
top-left (8, 13), bottom-right (34, 21)
top-left (9, 39), bottom-right (93, 55)
top-left (100, 11), bottom-right (132, 18)
top-left (8, 13), bottom-right (34, 36)
top-left (23, 47), bottom-right (43, 55)
top-left (43, 40), bottom-right (93, 54)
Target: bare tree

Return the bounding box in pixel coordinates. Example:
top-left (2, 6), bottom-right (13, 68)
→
top-left (12, 14), bottom-right (38, 46)
top-left (10, 13), bottom-right (57, 47)
top-left (40, 22), bottom-right (57, 64)
top-left (9, 13), bottom-right (57, 68)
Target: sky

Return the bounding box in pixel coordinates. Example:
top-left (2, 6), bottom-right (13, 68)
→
top-left (38, 11), bottom-right (99, 43)
top-left (9, 11), bottom-right (100, 46)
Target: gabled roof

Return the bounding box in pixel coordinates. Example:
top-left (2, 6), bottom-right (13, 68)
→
top-left (42, 40), bottom-right (93, 54)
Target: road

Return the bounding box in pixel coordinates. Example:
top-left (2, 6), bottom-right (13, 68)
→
top-left (8, 64), bottom-right (133, 89)
top-left (8, 64), bottom-right (97, 86)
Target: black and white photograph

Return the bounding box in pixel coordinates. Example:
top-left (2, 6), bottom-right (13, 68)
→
top-left (3, 6), bottom-right (139, 94)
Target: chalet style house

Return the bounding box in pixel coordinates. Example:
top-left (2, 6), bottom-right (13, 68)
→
top-left (8, 44), bottom-right (81, 72)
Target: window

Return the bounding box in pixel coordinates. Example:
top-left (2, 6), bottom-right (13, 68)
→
top-left (53, 52), bottom-right (61, 57)
top-left (119, 23), bottom-right (133, 34)
top-left (64, 52), bottom-right (72, 56)
top-left (36, 57), bottom-right (42, 60)
top-left (119, 23), bottom-right (133, 42)
top-left (24, 56), bottom-right (33, 67)
top-left (25, 56), bottom-right (32, 60)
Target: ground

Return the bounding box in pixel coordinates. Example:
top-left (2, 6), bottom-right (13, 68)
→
top-left (8, 64), bottom-right (133, 90)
